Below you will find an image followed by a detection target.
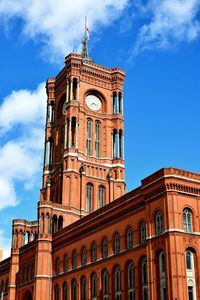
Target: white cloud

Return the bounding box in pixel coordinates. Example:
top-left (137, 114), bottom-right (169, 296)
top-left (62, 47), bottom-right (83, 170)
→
top-left (133, 0), bottom-right (200, 55)
top-left (0, 83), bottom-right (46, 210)
top-left (0, 0), bottom-right (129, 63)
top-left (0, 230), bottom-right (11, 259)
top-left (0, 83), bottom-right (46, 134)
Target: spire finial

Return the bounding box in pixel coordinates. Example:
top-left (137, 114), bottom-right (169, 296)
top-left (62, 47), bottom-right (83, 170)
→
top-left (81, 16), bottom-right (93, 62)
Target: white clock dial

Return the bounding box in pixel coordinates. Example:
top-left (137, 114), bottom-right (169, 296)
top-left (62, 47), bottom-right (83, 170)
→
top-left (86, 95), bottom-right (101, 111)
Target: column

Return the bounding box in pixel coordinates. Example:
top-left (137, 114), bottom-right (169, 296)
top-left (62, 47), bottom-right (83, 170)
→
top-left (66, 81), bottom-right (69, 102)
top-left (121, 94), bottom-right (124, 115)
top-left (76, 120), bottom-right (79, 148)
top-left (64, 121), bottom-right (68, 149)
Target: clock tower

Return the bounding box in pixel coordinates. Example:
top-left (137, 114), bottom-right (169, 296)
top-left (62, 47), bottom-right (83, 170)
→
top-left (39, 47), bottom-right (126, 233)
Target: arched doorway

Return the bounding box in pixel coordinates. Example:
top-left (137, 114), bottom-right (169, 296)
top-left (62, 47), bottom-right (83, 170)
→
top-left (23, 290), bottom-right (32, 300)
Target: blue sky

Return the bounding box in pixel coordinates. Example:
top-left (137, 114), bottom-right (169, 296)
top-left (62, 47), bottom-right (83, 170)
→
top-left (0, 0), bottom-right (200, 258)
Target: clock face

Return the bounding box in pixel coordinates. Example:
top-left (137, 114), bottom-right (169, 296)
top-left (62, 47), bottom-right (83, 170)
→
top-left (86, 95), bottom-right (102, 111)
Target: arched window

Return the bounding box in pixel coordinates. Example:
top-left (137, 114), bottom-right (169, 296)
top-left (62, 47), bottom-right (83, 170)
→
top-left (95, 121), bottom-right (100, 157)
top-left (155, 211), bottom-right (163, 235)
top-left (91, 273), bottom-right (98, 300)
top-left (115, 267), bottom-right (121, 300)
top-left (82, 247), bottom-right (87, 266)
top-left (81, 276), bottom-right (87, 300)
top-left (114, 233), bottom-right (120, 254)
top-left (56, 258), bottom-right (60, 275)
top-left (86, 183), bottom-right (93, 212)
top-left (185, 249), bottom-right (197, 300)
top-left (141, 222), bottom-right (146, 244)
top-left (128, 262), bottom-right (135, 300)
top-left (24, 232), bottom-right (29, 245)
top-left (58, 216), bottom-right (63, 230)
top-left (127, 227), bottom-right (133, 249)
top-left (64, 255), bottom-right (68, 272)
top-left (183, 208), bottom-right (192, 232)
top-left (113, 92), bottom-right (117, 113)
top-left (52, 214), bottom-right (58, 234)
top-left (72, 251), bottom-right (77, 269)
top-left (118, 92), bottom-right (123, 114)
top-left (44, 138), bottom-right (53, 166)
top-left (71, 117), bottom-right (76, 147)
top-left (86, 119), bottom-right (92, 156)
top-left (119, 130), bottom-right (123, 159)
top-left (91, 242), bottom-right (97, 262)
top-left (113, 129), bottom-right (118, 158)
top-left (102, 270), bottom-right (109, 299)
top-left (71, 279), bottom-right (77, 300)
top-left (55, 284), bottom-right (60, 300)
top-left (63, 282), bottom-right (68, 300)
top-left (142, 257), bottom-right (148, 300)
top-left (98, 186), bottom-right (105, 208)
top-left (158, 252), bottom-right (167, 300)
top-left (102, 238), bottom-right (108, 258)
top-left (72, 78), bottom-right (78, 100)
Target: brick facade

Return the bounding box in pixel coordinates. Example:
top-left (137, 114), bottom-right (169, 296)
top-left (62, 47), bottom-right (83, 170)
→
top-left (0, 53), bottom-right (199, 300)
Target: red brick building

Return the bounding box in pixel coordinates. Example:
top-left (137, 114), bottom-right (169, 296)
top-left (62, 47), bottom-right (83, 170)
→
top-left (0, 46), bottom-right (200, 300)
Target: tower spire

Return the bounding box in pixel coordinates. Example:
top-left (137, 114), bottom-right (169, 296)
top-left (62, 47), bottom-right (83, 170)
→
top-left (81, 16), bottom-right (92, 61)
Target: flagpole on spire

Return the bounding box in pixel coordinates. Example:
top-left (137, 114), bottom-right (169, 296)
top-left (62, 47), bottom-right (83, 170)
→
top-left (81, 16), bottom-right (92, 61)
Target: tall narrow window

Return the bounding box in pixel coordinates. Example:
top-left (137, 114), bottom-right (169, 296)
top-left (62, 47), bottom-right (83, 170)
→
top-left (72, 251), bottom-right (77, 269)
top-left (156, 211), bottom-right (163, 235)
top-left (142, 257), bottom-right (148, 300)
top-left (56, 258), bottom-right (60, 275)
top-left (103, 270), bottom-right (109, 300)
top-left (119, 130), bottom-right (123, 159)
top-left (118, 92), bottom-right (123, 114)
top-left (86, 119), bottom-right (92, 156)
top-left (128, 263), bottom-right (135, 300)
top-left (91, 242), bottom-right (97, 262)
top-left (98, 186), bottom-right (105, 208)
top-left (71, 279), bottom-right (77, 300)
top-left (114, 233), bottom-right (120, 254)
top-left (113, 129), bottom-right (118, 158)
top-left (185, 249), bottom-right (196, 300)
top-left (115, 267), bottom-right (121, 300)
top-left (86, 183), bottom-right (93, 212)
top-left (127, 227), bottom-right (133, 249)
top-left (82, 247), bottom-right (87, 266)
top-left (159, 252), bottom-right (167, 300)
top-left (72, 78), bottom-right (77, 100)
top-left (95, 121), bottom-right (100, 157)
top-left (91, 273), bottom-right (98, 300)
top-left (141, 222), bottom-right (146, 244)
top-left (45, 138), bottom-right (53, 166)
top-left (63, 282), bottom-right (68, 300)
top-left (81, 276), bottom-right (87, 300)
top-left (102, 239), bottom-right (108, 258)
top-left (113, 92), bottom-right (117, 113)
top-left (64, 255), bottom-right (68, 272)
top-left (71, 117), bottom-right (76, 147)
top-left (183, 209), bottom-right (192, 232)
top-left (55, 285), bottom-right (60, 300)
